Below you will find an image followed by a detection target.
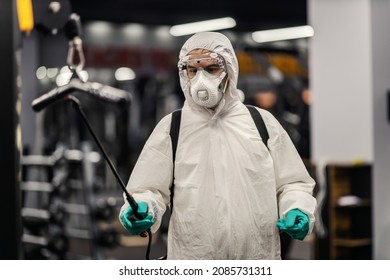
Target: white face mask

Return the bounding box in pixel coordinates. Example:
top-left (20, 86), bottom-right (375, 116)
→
top-left (189, 70), bottom-right (226, 108)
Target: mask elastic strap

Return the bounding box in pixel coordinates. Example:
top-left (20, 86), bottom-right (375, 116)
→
top-left (219, 72), bottom-right (228, 94)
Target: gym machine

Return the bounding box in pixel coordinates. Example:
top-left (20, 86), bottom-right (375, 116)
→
top-left (20, 8), bottom-right (133, 259)
top-left (21, 142), bottom-right (121, 259)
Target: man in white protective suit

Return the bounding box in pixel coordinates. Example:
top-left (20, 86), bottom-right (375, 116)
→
top-left (119, 32), bottom-right (317, 260)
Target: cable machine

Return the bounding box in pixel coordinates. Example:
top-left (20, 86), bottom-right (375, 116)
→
top-left (18, 2), bottom-right (142, 259)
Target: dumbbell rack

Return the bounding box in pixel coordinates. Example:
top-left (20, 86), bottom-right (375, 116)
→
top-left (21, 142), bottom-right (119, 259)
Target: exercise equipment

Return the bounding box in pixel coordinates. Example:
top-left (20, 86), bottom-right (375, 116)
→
top-left (93, 197), bottom-right (117, 221)
top-left (96, 226), bottom-right (119, 248)
top-left (21, 144), bottom-right (121, 259)
top-left (26, 13), bottom-right (159, 260)
top-left (32, 14), bottom-right (131, 112)
top-left (23, 231), bottom-right (69, 253)
top-left (30, 13), bottom-right (156, 260)
top-left (22, 204), bottom-right (67, 231)
top-left (32, 0), bottom-right (72, 34)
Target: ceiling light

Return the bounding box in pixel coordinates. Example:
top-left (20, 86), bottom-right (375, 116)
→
top-left (85, 21), bottom-right (114, 40)
top-left (252, 25), bottom-right (314, 43)
top-left (169, 17), bottom-right (236, 37)
top-left (121, 23), bottom-right (146, 39)
top-left (36, 66), bottom-right (47, 80)
top-left (115, 67), bottom-right (136, 81)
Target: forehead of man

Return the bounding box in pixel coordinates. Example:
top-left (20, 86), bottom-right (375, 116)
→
top-left (187, 49), bottom-right (218, 68)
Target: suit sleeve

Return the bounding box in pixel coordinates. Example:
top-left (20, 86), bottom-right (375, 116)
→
top-left (119, 114), bottom-right (173, 233)
top-left (262, 109), bottom-right (317, 234)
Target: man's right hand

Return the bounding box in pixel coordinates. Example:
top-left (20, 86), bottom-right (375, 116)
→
top-left (119, 201), bottom-right (154, 236)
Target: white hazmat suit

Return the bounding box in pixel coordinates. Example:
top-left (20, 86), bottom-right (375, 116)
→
top-left (120, 32), bottom-right (316, 259)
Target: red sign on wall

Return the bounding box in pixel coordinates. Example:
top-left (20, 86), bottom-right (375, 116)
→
top-left (83, 44), bottom-right (176, 71)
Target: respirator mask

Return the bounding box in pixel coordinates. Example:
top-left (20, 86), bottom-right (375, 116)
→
top-left (179, 52), bottom-right (227, 108)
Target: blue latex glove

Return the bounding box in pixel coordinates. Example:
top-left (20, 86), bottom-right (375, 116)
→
top-left (119, 201), bottom-right (154, 236)
top-left (276, 209), bottom-right (309, 241)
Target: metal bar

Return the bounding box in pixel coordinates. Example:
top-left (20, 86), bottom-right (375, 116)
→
top-left (0, 0), bottom-right (22, 259)
top-left (21, 182), bottom-right (54, 192)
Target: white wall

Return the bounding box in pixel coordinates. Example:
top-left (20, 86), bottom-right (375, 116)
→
top-left (309, 0), bottom-right (390, 259)
top-left (309, 0), bottom-right (373, 163)
top-left (370, 0), bottom-right (390, 260)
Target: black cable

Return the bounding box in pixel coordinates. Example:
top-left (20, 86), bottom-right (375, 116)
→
top-left (67, 95), bottom-right (152, 260)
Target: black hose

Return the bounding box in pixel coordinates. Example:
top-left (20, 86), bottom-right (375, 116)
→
top-left (67, 95), bottom-right (152, 260)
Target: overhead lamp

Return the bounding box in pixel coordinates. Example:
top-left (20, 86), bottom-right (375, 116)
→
top-left (252, 25), bottom-right (314, 43)
top-left (115, 67), bottom-right (136, 81)
top-left (169, 17), bottom-right (236, 37)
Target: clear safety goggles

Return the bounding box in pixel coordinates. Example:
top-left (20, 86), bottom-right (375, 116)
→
top-left (178, 52), bottom-right (226, 79)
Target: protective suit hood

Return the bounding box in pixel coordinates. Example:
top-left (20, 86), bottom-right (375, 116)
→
top-left (179, 32), bottom-right (241, 113)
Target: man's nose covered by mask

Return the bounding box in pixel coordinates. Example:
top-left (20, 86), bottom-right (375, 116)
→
top-left (190, 70), bottom-right (226, 108)
top-left (180, 52), bottom-right (227, 109)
